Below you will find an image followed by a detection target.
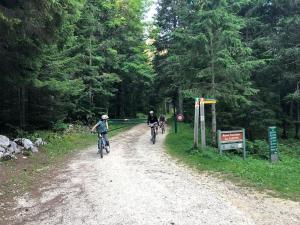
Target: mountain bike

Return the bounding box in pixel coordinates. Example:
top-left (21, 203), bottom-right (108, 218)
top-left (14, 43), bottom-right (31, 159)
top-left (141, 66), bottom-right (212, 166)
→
top-left (97, 133), bottom-right (109, 158)
top-left (160, 121), bottom-right (165, 134)
top-left (149, 122), bottom-right (158, 144)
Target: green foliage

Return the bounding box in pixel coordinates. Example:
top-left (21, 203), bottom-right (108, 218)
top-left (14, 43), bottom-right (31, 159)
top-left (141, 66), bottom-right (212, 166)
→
top-left (154, 0), bottom-right (300, 139)
top-left (0, 0), bottom-right (155, 132)
top-left (247, 140), bottom-right (269, 158)
top-left (52, 120), bottom-right (69, 132)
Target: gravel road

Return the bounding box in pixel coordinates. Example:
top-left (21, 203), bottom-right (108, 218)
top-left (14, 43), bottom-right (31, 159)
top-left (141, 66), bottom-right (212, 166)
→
top-left (8, 125), bottom-right (300, 225)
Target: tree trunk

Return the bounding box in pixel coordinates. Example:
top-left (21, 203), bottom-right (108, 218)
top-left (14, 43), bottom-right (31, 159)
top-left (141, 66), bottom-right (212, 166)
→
top-left (296, 102), bottom-right (300, 139)
top-left (19, 85), bottom-right (26, 129)
top-left (210, 35), bottom-right (217, 146)
top-left (89, 34), bottom-right (93, 106)
top-left (282, 119), bottom-right (288, 139)
top-left (178, 87), bottom-right (183, 115)
top-left (211, 103), bottom-right (217, 145)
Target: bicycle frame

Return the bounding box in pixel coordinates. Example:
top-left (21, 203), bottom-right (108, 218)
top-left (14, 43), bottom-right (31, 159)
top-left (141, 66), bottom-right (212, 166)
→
top-left (149, 122), bottom-right (158, 144)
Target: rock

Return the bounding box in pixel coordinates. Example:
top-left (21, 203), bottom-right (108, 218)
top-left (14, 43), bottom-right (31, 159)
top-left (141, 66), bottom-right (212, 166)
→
top-left (22, 139), bottom-right (34, 150)
top-left (31, 146), bottom-right (38, 153)
top-left (0, 146), bottom-right (5, 153)
top-left (0, 152), bottom-right (3, 159)
top-left (34, 138), bottom-right (46, 147)
top-left (15, 138), bottom-right (34, 150)
top-left (0, 135), bottom-right (10, 147)
top-left (14, 138), bottom-right (23, 146)
top-left (2, 152), bottom-right (12, 160)
top-left (8, 141), bottom-right (18, 154)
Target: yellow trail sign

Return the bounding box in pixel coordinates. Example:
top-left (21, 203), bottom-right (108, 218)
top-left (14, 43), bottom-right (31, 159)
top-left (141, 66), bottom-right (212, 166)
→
top-left (203, 100), bottom-right (217, 104)
top-left (199, 98), bottom-right (217, 104)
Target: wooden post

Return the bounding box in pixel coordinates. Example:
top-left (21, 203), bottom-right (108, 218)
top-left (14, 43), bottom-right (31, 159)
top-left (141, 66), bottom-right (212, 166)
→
top-left (200, 98), bottom-right (206, 148)
top-left (217, 130), bottom-right (222, 155)
top-left (194, 98), bottom-right (200, 148)
top-left (242, 128), bottom-right (246, 160)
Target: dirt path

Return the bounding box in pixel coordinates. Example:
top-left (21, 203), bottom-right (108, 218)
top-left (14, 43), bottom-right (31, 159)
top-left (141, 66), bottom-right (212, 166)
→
top-left (5, 125), bottom-right (300, 225)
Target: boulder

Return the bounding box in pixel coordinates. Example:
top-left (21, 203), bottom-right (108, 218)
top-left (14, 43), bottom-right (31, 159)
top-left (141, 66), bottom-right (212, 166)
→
top-left (2, 152), bottom-right (13, 160)
top-left (8, 141), bottom-right (18, 154)
top-left (31, 146), bottom-right (39, 153)
top-left (14, 138), bottom-right (34, 150)
top-left (22, 139), bottom-right (34, 150)
top-left (34, 138), bottom-right (46, 147)
top-left (0, 146), bottom-right (5, 153)
top-left (14, 138), bottom-right (22, 145)
top-left (0, 135), bottom-right (10, 147)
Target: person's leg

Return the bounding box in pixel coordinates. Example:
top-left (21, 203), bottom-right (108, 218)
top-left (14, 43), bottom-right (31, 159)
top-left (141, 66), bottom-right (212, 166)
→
top-left (103, 133), bottom-right (109, 146)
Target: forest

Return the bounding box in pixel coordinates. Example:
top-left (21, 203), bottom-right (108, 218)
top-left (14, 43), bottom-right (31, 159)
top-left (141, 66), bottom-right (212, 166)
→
top-left (0, 0), bottom-right (299, 140)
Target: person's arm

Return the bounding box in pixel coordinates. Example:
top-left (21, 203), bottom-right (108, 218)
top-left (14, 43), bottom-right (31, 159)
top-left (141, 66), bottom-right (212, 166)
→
top-left (91, 121), bottom-right (100, 132)
top-left (106, 121), bottom-right (109, 131)
top-left (147, 115), bottom-right (150, 125)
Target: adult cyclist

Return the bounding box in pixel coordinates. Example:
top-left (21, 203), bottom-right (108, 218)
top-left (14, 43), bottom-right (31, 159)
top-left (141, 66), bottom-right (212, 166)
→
top-left (147, 110), bottom-right (159, 133)
top-left (91, 114), bottom-right (110, 149)
top-left (159, 114), bottom-right (166, 125)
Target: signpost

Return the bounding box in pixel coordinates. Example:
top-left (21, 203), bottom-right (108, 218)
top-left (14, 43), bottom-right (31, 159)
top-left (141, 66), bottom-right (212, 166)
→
top-left (193, 97), bottom-right (217, 149)
top-left (194, 98), bottom-right (200, 148)
top-left (218, 129), bottom-right (246, 159)
top-left (200, 98), bottom-right (206, 148)
top-left (268, 126), bottom-right (278, 162)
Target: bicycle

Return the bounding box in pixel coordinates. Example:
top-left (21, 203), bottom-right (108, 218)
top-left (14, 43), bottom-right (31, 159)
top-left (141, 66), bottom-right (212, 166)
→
top-left (160, 121), bottom-right (165, 134)
top-left (149, 122), bottom-right (158, 144)
top-left (97, 132), bottom-right (109, 158)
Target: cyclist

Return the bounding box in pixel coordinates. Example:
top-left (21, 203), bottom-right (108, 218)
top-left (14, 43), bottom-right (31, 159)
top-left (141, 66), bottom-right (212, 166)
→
top-left (147, 110), bottom-right (159, 132)
top-left (147, 110), bottom-right (159, 125)
top-left (159, 114), bottom-right (166, 126)
top-left (91, 114), bottom-right (110, 149)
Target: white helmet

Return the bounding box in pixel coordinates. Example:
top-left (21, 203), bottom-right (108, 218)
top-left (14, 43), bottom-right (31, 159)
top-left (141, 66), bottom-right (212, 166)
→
top-left (101, 115), bottom-right (109, 120)
top-left (149, 110), bottom-right (154, 114)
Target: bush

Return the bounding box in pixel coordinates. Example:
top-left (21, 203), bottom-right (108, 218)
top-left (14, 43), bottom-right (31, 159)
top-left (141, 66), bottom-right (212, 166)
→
top-left (52, 120), bottom-right (68, 132)
top-left (247, 139), bottom-right (269, 158)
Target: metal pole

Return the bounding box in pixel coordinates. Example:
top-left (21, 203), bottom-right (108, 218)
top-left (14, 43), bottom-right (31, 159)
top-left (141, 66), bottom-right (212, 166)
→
top-left (194, 98), bottom-right (200, 148)
top-left (200, 99), bottom-right (206, 148)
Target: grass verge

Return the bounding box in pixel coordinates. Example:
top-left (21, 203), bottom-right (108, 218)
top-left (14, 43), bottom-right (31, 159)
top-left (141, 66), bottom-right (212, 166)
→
top-left (0, 124), bottom-right (131, 197)
top-left (165, 122), bottom-right (300, 201)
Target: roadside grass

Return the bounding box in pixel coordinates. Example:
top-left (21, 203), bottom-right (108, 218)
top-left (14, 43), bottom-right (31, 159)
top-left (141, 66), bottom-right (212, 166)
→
top-left (0, 124), bottom-right (131, 197)
top-left (165, 122), bottom-right (300, 201)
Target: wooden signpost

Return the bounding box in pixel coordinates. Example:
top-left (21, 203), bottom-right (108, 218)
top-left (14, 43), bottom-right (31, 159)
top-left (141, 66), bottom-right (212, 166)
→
top-left (193, 97), bottom-right (217, 149)
top-left (218, 129), bottom-right (246, 159)
top-left (268, 126), bottom-right (278, 162)
top-left (200, 98), bottom-right (206, 148)
top-left (194, 98), bottom-right (200, 148)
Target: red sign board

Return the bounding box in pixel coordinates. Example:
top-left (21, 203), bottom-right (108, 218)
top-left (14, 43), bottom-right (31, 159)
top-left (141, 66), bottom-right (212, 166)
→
top-left (176, 114), bottom-right (184, 122)
top-left (221, 132), bottom-right (243, 143)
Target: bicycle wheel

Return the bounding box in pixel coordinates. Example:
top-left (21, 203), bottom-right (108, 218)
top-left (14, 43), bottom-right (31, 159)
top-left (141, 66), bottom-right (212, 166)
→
top-left (99, 138), bottom-right (104, 158)
top-left (105, 144), bottom-right (110, 153)
top-left (152, 128), bottom-right (156, 144)
top-left (162, 125), bottom-right (165, 134)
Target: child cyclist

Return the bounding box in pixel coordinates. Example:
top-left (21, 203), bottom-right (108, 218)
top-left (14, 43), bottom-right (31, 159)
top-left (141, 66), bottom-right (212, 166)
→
top-left (91, 115), bottom-right (110, 149)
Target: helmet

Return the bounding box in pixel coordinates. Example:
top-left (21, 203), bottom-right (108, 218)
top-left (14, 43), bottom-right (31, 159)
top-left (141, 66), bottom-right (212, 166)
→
top-left (101, 115), bottom-right (109, 120)
top-left (149, 110), bottom-right (154, 114)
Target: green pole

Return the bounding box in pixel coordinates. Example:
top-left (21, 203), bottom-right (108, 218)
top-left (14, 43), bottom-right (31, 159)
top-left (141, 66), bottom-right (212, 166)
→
top-left (173, 102), bottom-right (177, 133)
